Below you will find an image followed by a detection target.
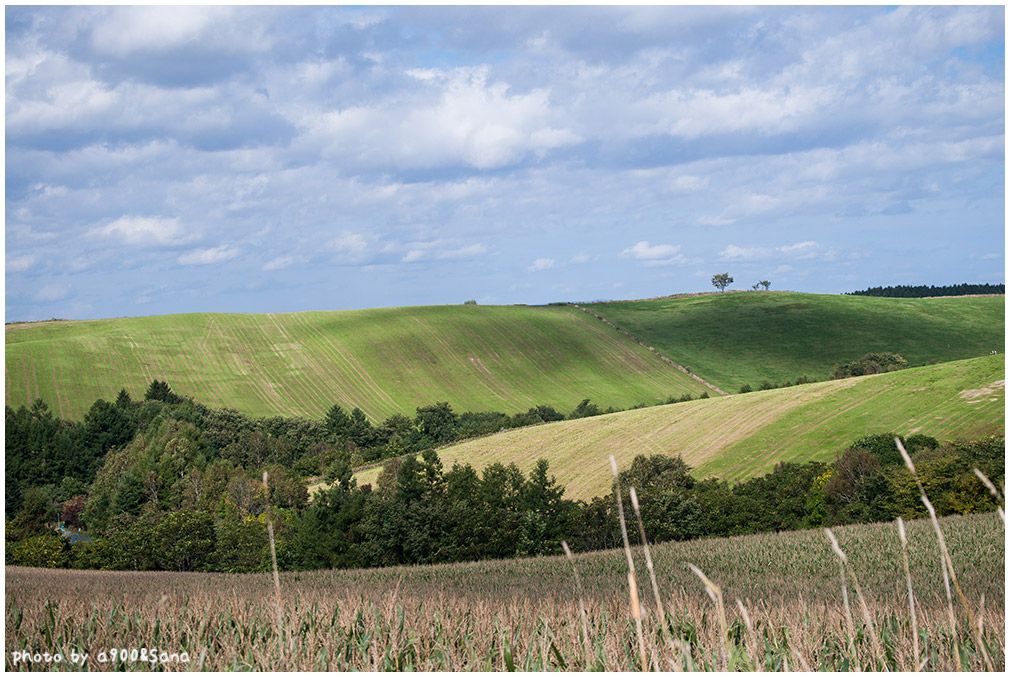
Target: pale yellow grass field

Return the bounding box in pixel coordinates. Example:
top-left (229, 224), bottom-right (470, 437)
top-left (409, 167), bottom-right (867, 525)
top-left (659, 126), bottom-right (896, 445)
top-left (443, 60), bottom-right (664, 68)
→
top-left (352, 356), bottom-right (1004, 500)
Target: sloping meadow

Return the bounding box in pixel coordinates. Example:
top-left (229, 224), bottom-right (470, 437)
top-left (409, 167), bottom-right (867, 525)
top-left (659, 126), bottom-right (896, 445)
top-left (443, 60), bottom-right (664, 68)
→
top-left (356, 355), bottom-right (1004, 499)
top-left (587, 292), bottom-right (1005, 394)
top-left (5, 305), bottom-right (714, 421)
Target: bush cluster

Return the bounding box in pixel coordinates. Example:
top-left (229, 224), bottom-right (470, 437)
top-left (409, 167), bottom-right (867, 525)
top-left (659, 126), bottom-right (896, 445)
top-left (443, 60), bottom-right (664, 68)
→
top-left (831, 352), bottom-right (909, 379)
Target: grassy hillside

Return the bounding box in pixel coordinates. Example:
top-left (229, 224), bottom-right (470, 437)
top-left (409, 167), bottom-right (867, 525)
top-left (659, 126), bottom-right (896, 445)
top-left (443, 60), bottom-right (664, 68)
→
top-left (585, 292), bottom-right (1004, 393)
top-left (356, 355), bottom-right (1005, 500)
top-left (4, 305), bottom-right (714, 421)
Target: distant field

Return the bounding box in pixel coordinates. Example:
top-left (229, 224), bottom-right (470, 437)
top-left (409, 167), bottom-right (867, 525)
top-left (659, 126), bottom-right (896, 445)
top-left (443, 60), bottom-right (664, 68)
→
top-left (4, 305), bottom-right (714, 421)
top-left (355, 355), bottom-right (1005, 500)
top-left (586, 292), bottom-right (1005, 393)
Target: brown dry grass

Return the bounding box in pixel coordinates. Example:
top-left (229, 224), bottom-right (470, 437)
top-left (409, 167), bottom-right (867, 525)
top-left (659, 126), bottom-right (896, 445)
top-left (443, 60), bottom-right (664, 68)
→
top-left (5, 512), bottom-right (1003, 671)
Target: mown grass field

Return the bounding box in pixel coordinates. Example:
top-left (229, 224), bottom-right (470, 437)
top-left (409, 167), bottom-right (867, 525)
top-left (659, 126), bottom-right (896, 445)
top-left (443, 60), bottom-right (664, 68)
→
top-left (356, 355), bottom-right (1005, 499)
top-left (5, 512), bottom-right (1002, 671)
top-left (4, 305), bottom-right (714, 422)
top-left (586, 292), bottom-right (1005, 393)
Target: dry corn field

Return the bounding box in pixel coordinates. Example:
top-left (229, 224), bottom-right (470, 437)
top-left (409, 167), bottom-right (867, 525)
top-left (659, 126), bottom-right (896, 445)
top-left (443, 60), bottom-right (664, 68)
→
top-left (4, 511), bottom-right (1003, 671)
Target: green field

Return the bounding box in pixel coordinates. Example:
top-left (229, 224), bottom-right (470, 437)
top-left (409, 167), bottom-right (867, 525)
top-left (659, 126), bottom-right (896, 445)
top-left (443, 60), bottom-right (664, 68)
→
top-left (355, 355), bottom-right (1005, 500)
top-left (586, 292), bottom-right (1005, 393)
top-left (4, 305), bottom-right (714, 422)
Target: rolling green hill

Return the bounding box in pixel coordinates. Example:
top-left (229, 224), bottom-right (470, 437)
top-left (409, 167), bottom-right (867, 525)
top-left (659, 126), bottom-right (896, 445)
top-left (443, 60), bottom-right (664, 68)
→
top-left (355, 355), bottom-right (1005, 500)
top-left (585, 292), bottom-right (1005, 393)
top-left (4, 305), bottom-right (715, 421)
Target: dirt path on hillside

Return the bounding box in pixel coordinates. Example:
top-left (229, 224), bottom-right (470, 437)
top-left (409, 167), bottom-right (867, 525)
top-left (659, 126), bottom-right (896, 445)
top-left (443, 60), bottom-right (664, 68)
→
top-left (568, 304), bottom-right (730, 396)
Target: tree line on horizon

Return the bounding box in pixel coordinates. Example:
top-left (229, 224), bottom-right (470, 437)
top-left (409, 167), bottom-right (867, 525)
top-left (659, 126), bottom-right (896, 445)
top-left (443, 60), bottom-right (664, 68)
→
top-left (5, 381), bottom-right (1003, 573)
top-left (847, 282), bottom-right (1004, 298)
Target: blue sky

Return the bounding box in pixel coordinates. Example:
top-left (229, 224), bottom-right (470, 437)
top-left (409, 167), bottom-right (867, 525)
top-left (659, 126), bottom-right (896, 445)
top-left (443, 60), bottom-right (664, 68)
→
top-left (5, 4), bottom-right (1005, 321)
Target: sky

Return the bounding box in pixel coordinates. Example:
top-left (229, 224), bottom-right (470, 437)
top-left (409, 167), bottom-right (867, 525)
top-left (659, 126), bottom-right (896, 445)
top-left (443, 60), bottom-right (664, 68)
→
top-left (4, 4), bottom-right (1005, 321)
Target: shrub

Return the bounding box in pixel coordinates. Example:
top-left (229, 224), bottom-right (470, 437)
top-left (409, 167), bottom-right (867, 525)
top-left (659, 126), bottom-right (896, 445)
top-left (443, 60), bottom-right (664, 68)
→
top-left (832, 352), bottom-right (909, 379)
top-left (568, 399), bottom-right (601, 419)
top-left (60, 495), bottom-right (87, 529)
top-left (11, 533), bottom-right (71, 568)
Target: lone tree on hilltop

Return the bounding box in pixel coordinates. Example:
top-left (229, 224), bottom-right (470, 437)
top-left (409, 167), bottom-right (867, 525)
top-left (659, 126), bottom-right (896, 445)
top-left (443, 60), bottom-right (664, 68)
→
top-left (758, 280), bottom-right (771, 290)
top-left (711, 272), bottom-right (733, 292)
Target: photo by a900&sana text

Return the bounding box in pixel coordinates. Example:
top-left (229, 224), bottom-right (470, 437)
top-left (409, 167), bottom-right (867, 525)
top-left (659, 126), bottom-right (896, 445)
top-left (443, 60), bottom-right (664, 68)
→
top-left (10, 647), bottom-right (191, 667)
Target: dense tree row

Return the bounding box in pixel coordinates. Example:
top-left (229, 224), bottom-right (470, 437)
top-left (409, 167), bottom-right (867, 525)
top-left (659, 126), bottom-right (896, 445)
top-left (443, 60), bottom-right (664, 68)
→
top-left (847, 283), bottom-right (1004, 298)
top-left (6, 377), bottom-right (1003, 572)
top-left (6, 381), bottom-right (716, 519)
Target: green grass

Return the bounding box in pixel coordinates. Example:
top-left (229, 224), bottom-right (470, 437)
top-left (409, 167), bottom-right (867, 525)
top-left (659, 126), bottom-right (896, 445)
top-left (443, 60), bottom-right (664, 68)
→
top-left (356, 355), bottom-right (1005, 500)
top-left (4, 305), bottom-right (715, 421)
top-left (586, 292), bottom-right (1005, 393)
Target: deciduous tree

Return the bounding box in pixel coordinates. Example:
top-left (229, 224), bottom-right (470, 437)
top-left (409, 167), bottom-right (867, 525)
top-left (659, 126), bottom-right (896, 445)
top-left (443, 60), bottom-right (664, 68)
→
top-left (711, 272), bottom-right (733, 291)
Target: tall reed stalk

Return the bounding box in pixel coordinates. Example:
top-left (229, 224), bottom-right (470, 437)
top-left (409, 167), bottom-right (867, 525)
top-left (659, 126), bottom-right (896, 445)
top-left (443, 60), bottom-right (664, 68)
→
top-left (736, 598), bottom-right (763, 672)
top-left (629, 486), bottom-right (681, 670)
top-left (263, 471), bottom-right (284, 662)
top-left (561, 540), bottom-right (592, 668)
top-left (824, 528), bottom-right (860, 670)
top-left (973, 468), bottom-right (1005, 523)
top-left (609, 455), bottom-right (648, 671)
top-left (894, 437), bottom-right (992, 669)
top-left (896, 516), bottom-right (920, 671)
top-left (825, 528), bottom-right (885, 669)
top-left (686, 563), bottom-right (729, 671)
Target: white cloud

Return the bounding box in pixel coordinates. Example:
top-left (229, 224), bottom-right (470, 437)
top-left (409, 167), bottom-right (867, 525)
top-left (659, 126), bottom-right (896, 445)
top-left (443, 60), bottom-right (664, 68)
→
top-left (620, 241), bottom-right (689, 266)
top-left (263, 256), bottom-right (294, 271)
top-left (697, 214), bottom-right (737, 227)
top-left (437, 243), bottom-right (488, 260)
top-left (90, 6), bottom-right (237, 57)
top-left (178, 245), bottom-right (239, 265)
top-left (621, 241), bottom-right (680, 260)
top-left (670, 175), bottom-right (709, 193)
top-left (6, 255), bottom-right (39, 272)
top-left (307, 66), bottom-right (580, 170)
top-left (779, 241), bottom-right (819, 258)
top-left (570, 253), bottom-right (591, 264)
top-left (401, 250), bottom-right (425, 263)
top-left (528, 258), bottom-right (555, 272)
top-left (659, 85), bottom-right (834, 139)
top-left (721, 241), bottom-right (821, 261)
top-left (34, 283), bottom-right (72, 302)
top-left (92, 216), bottom-right (195, 246)
top-left (399, 240), bottom-right (488, 263)
top-left (720, 244), bottom-right (772, 260)
top-left (327, 230), bottom-right (371, 263)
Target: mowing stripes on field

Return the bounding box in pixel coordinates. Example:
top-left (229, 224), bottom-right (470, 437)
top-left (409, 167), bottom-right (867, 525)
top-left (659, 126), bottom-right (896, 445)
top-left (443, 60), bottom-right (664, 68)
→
top-left (5, 305), bottom-right (714, 421)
